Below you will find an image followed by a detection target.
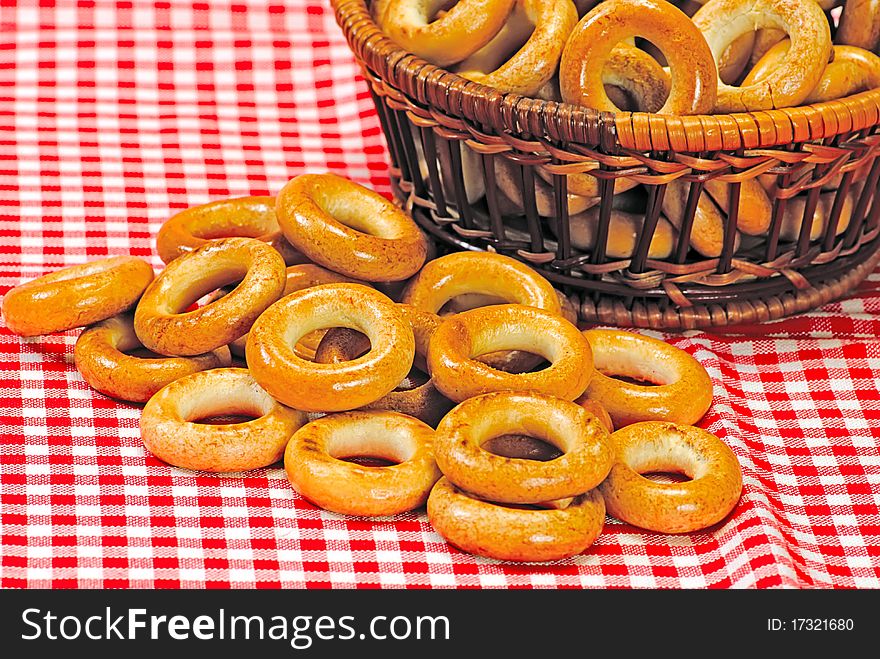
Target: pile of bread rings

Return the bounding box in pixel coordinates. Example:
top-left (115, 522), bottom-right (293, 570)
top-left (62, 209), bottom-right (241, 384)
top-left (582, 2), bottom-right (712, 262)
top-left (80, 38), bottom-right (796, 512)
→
top-left (374, 0), bottom-right (880, 113)
top-left (1, 172), bottom-right (743, 562)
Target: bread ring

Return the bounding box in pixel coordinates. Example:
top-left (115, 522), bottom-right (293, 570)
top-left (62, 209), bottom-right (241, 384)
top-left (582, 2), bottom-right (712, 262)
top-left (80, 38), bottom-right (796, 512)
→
top-left (313, 304), bottom-right (453, 426)
top-left (581, 329), bottom-right (713, 428)
top-left (704, 178), bottom-right (773, 236)
top-left (139, 367), bottom-right (307, 472)
top-left (551, 207), bottom-right (676, 259)
top-left (662, 179), bottom-right (740, 258)
top-left (74, 314), bottom-right (231, 403)
top-left (434, 391), bottom-right (612, 503)
top-left (377, 0), bottom-right (517, 67)
top-left (836, 0), bottom-right (880, 53)
top-left (228, 264), bottom-right (369, 358)
top-left (427, 304), bottom-right (592, 403)
top-left (2, 256), bottom-right (154, 337)
top-left (600, 44), bottom-right (673, 113)
top-left (285, 411), bottom-right (441, 516)
top-left (246, 283), bottom-right (416, 412)
top-left (275, 173), bottom-right (427, 282)
top-left (779, 189), bottom-right (855, 242)
top-left (744, 41), bottom-right (880, 104)
top-left (155, 196), bottom-right (304, 266)
top-left (692, 0), bottom-right (832, 112)
top-left (599, 421), bottom-right (742, 533)
top-left (427, 478), bottom-right (606, 561)
top-left (134, 237), bottom-right (286, 356)
top-left (559, 0), bottom-right (717, 114)
top-left (495, 156), bottom-right (597, 217)
top-left (455, 0), bottom-right (578, 96)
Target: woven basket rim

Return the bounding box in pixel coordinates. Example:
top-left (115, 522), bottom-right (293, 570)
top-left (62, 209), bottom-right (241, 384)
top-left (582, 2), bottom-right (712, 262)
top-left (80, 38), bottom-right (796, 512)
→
top-left (332, 0), bottom-right (880, 152)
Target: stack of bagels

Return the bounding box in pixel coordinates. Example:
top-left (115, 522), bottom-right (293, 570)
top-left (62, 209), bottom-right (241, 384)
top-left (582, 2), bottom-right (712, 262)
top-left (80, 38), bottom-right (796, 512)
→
top-left (2, 172), bottom-right (743, 562)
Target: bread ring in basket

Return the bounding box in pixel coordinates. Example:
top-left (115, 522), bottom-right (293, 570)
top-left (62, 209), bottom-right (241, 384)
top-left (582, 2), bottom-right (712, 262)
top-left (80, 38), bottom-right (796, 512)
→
top-left (495, 157), bottom-right (597, 217)
top-left (454, 0), bottom-right (578, 96)
top-left (692, 0), bottom-right (832, 112)
top-left (779, 189), bottom-right (855, 242)
top-left (427, 304), bottom-right (593, 403)
top-left (285, 411), bottom-right (441, 516)
top-left (580, 329), bottom-right (713, 428)
top-left (313, 304), bottom-right (453, 426)
top-left (559, 0), bottom-right (718, 114)
top-left (599, 421), bottom-right (742, 533)
top-left (378, 0), bottom-right (518, 67)
top-left (275, 173), bottom-right (428, 282)
top-left (743, 42), bottom-right (880, 105)
top-left (2, 256), bottom-right (154, 337)
top-left (427, 478), bottom-right (606, 562)
top-left (704, 178), bottom-right (773, 237)
top-left (836, 0), bottom-right (880, 53)
top-left (75, 314), bottom-right (231, 403)
top-left (549, 207), bottom-right (676, 259)
top-left (246, 283), bottom-right (416, 412)
top-left (434, 391), bottom-right (613, 503)
top-left (140, 367), bottom-right (308, 472)
top-left (229, 263), bottom-right (369, 358)
top-left (134, 237), bottom-right (286, 356)
top-left (155, 196), bottom-right (304, 266)
top-left (662, 179), bottom-right (741, 258)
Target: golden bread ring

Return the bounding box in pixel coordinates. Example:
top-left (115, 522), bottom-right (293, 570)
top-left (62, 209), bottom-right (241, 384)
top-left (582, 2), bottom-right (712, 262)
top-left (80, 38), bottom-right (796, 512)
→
top-left (427, 304), bottom-right (593, 403)
top-left (836, 0), bottom-right (880, 53)
top-left (378, 0), bottom-right (518, 67)
top-left (427, 478), bottom-right (606, 561)
top-left (246, 283), bottom-right (416, 412)
top-left (134, 237), bottom-right (286, 356)
top-left (155, 196), bottom-right (304, 265)
top-left (275, 173), bottom-right (427, 282)
top-left (495, 156), bottom-right (598, 216)
top-left (2, 256), bottom-right (154, 337)
top-left (559, 0), bottom-right (718, 114)
top-left (284, 411), bottom-right (442, 516)
top-left (703, 178), bottom-right (773, 237)
top-left (74, 314), bottom-right (231, 403)
top-left (692, 0), bottom-right (832, 111)
top-left (455, 0), bottom-right (579, 96)
top-left (434, 391), bottom-right (613, 503)
top-left (554, 207), bottom-right (676, 259)
top-left (139, 367), bottom-right (307, 472)
top-left (581, 328), bottom-right (713, 428)
top-left (661, 179), bottom-right (741, 258)
top-left (313, 304), bottom-right (453, 426)
top-left (599, 421), bottom-right (742, 533)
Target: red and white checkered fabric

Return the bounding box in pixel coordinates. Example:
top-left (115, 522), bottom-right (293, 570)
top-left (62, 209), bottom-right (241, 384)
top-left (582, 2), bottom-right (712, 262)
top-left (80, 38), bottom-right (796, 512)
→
top-left (1, 0), bottom-right (878, 589)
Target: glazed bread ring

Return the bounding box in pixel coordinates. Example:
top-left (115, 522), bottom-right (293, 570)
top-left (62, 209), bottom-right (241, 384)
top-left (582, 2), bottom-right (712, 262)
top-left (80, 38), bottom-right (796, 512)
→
top-left (134, 237), bottom-right (286, 356)
top-left (692, 0), bottom-right (832, 112)
top-left (284, 411), bottom-right (441, 516)
top-left (228, 263), bottom-right (369, 358)
top-left (2, 256), bottom-right (154, 337)
top-left (377, 0), bottom-right (517, 67)
top-left (550, 207), bottom-right (676, 259)
top-left (495, 157), bottom-right (597, 217)
top-left (402, 250), bottom-right (561, 315)
top-left (581, 328), bottom-right (713, 428)
top-left (704, 178), bottom-right (773, 236)
top-left (427, 478), bottom-right (606, 562)
top-left (427, 304), bottom-right (593, 403)
top-left (275, 173), bottom-right (428, 282)
top-left (836, 0), bottom-right (880, 53)
top-left (139, 367), bottom-right (307, 472)
top-left (74, 314), bottom-right (231, 403)
top-left (778, 189), bottom-right (855, 242)
top-left (454, 0), bottom-right (579, 96)
top-left (434, 391), bottom-right (612, 503)
top-left (743, 42), bottom-right (880, 104)
top-left (662, 179), bottom-right (740, 258)
top-left (599, 421), bottom-right (742, 533)
top-left (246, 283), bottom-right (416, 412)
top-left (313, 304), bottom-right (453, 427)
top-left (155, 196), bottom-right (304, 266)
top-left (599, 44), bottom-right (673, 113)
top-left (559, 0), bottom-right (718, 114)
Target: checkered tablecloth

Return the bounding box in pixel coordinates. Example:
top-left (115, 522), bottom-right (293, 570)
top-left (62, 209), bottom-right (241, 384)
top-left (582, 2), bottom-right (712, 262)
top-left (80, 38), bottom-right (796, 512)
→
top-left (1, 0), bottom-right (878, 590)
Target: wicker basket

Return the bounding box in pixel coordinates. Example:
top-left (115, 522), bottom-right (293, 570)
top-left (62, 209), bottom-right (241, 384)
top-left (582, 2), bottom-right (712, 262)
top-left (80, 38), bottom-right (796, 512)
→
top-left (331, 0), bottom-right (880, 329)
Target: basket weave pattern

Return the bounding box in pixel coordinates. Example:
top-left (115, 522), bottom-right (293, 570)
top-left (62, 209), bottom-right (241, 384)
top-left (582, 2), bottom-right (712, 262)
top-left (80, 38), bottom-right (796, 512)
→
top-left (332, 0), bottom-right (880, 329)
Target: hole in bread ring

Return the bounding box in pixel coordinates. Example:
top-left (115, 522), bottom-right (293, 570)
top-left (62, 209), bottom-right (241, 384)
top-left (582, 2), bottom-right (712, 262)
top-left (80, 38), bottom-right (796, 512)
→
top-left (139, 367), bottom-right (307, 473)
top-left (599, 421), bottom-right (743, 534)
top-left (284, 411), bottom-right (441, 517)
top-left (427, 478), bottom-right (606, 562)
top-left (434, 391), bottom-right (612, 504)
